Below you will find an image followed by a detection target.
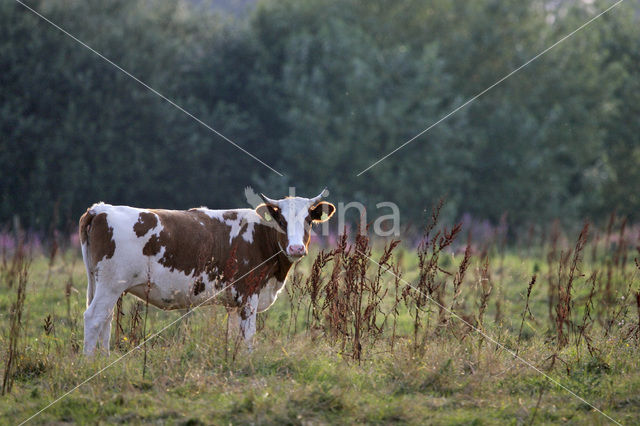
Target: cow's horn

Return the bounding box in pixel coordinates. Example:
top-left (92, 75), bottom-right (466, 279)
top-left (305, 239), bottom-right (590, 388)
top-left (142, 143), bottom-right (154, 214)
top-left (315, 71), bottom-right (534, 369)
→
top-left (309, 188), bottom-right (328, 206)
top-left (259, 193), bottom-right (279, 206)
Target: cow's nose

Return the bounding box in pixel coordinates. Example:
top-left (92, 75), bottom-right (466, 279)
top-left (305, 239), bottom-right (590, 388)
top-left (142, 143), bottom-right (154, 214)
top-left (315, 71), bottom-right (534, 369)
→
top-left (287, 244), bottom-right (307, 257)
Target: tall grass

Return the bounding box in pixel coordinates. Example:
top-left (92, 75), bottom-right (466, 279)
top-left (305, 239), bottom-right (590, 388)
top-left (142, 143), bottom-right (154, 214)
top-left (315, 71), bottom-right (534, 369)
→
top-left (1, 241), bottom-right (30, 395)
top-left (2, 208), bottom-right (640, 423)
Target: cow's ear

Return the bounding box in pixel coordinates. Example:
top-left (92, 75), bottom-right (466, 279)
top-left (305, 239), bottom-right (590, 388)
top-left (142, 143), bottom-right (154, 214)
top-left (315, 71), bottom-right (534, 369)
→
top-left (309, 202), bottom-right (335, 223)
top-left (256, 203), bottom-right (277, 222)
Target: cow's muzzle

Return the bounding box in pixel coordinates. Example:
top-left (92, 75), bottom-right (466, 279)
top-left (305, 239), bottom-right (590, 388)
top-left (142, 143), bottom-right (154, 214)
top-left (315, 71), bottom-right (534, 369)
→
top-left (286, 244), bottom-right (307, 257)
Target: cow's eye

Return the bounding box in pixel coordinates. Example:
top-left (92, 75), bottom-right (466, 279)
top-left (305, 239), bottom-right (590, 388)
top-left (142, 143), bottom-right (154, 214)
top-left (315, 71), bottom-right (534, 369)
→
top-left (268, 206), bottom-right (287, 229)
top-left (268, 206), bottom-right (280, 219)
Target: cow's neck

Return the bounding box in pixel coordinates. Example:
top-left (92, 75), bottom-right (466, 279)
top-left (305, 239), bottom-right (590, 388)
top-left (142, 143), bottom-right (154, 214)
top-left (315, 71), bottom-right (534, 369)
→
top-left (275, 250), bottom-right (295, 282)
top-left (273, 234), bottom-right (295, 282)
top-left (256, 224), bottom-right (295, 282)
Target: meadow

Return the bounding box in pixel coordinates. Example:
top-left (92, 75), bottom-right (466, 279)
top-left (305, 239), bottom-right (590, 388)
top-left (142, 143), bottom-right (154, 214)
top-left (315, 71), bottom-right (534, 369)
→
top-left (1, 211), bottom-right (640, 425)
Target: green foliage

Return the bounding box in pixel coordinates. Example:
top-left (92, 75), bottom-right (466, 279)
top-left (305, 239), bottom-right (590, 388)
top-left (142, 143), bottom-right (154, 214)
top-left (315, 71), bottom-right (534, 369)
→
top-left (1, 0), bottom-right (639, 228)
top-left (2, 241), bottom-right (640, 424)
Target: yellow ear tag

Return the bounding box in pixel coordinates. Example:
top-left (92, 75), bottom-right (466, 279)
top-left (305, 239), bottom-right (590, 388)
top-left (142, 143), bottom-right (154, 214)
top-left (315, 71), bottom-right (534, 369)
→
top-left (265, 213), bottom-right (272, 221)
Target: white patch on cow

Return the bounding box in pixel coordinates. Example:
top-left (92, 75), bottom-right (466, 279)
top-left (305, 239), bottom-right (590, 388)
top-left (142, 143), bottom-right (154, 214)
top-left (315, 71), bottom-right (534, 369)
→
top-left (88, 201), bottom-right (108, 214)
top-left (196, 208), bottom-right (261, 244)
top-left (241, 220), bottom-right (256, 243)
top-left (95, 206), bottom-right (164, 285)
top-left (257, 276), bottom-right (286, 312)
top-left (278, 198), bottom-right (312, 252)
top-left (240, 293), bottom-right (259, 351)
top-left (81, 242), bottom-right (92, 308)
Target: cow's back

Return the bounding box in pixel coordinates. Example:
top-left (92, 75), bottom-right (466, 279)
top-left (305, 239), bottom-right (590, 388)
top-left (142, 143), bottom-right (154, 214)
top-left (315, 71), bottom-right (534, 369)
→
top-left (79, 203), bottom-right (284, 310)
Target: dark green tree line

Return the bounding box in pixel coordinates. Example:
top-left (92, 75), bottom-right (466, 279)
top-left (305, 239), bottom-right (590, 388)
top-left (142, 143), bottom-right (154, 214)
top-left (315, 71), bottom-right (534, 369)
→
top-left (1, 0), bottom-right (638, 230)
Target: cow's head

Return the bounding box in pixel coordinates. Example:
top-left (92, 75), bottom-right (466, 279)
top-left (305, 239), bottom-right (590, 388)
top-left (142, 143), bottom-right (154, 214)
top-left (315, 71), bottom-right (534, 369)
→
top-left (256, 189), bottom-right (335, 260)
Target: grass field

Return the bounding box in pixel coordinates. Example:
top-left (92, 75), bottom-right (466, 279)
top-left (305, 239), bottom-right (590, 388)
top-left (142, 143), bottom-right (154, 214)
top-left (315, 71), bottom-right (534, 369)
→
top-left (1, 217), bottom-right (640, 425)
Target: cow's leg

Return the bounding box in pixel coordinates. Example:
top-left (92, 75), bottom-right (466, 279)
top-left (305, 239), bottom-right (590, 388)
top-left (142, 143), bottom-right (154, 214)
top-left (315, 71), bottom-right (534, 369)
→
top-left (84, 306), bottom-right (101, 356)
top-left (84, 283), bottom-right (120, 356)
top-left (239, 294), bottom-right (259, 352)
top-left (98, 313), bottom-right (113, 354)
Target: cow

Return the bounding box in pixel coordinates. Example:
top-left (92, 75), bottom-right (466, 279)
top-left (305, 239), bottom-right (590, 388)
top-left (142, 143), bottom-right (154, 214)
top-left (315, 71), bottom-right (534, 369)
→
top-left (79, 190), bottom-right (335, 355)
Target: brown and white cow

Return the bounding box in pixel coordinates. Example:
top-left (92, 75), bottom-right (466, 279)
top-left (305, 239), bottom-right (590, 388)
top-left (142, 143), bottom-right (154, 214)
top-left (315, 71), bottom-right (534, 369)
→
top-left (79, 191), bottom-right (335, 355)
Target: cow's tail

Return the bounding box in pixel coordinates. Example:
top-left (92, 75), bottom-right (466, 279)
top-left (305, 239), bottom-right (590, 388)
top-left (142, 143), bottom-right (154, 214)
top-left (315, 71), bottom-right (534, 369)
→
top-left (79, 208), bottom-right (96, 308)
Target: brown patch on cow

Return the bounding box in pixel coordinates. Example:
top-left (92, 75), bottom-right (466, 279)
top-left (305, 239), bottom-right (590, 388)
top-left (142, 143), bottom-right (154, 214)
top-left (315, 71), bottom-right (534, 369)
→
top-left (241, 264), bottom-right (271, 305)
top-left (238, 221), bottom-right (249, 238)
top-left (223, 211), bottom-right (238, 221)
top-left (133, 212), bottom-right (157, 237)
top-left (223, 244), bottom-right (239, 283)
top-left (131, 207), bottom-right (304, 308)
top-left (223, 222), bottom-right (293, 304)
top-left (142, 209), bottom-right (233, 278)
top-left (149, 209), bottom-right (291, 305)
top-left (78, 208), bottom-right (95, 244)
top-left (87, 213), bottom-right (116, 265)
top-left (143, 234), bottom-right (161, 256)
top-left (193, 278), bottom-right (205, 296)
